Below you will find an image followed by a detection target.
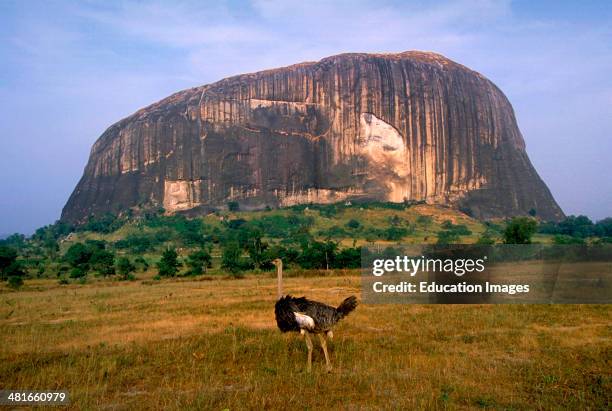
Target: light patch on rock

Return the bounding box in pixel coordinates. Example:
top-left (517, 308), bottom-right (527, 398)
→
top-left (163, 180), bottom-right (202, 212)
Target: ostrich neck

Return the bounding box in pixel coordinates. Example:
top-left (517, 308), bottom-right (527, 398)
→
top-left (277, 262), bottom-right (283, 299)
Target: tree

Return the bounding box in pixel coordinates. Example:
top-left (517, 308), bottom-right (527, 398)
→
top-left (8, 275), bottom-right (23, 289)
top-left (437, 230), bottom-right (459, 245)
top-left (186, 249), bottom-right (212, 276)
top-left (298, 240), bottom-right (337, 269)
top-left (476, 231), bottom-right (496, 245)
top-left (63, 243), bottom-right (92, 270)
top-left (117, 257), bottom-right (136, 280)
top-left (157, 248), bottom-right (181, 277)
top-left (89, 248), bottom-right (115, 276)
top-left (69, 267), bottom-right (87, 279)
top-left (0, 246), bottom-right (18, 280)
top-left (333, 247), bottom-right (361, 268)
top-left (503, 217), bottom-right (538, 244)
top-left (346, 219), bottom-right (361, 229)
top-left (134, 256), bottom-right (149, 272)
top-left (238, 228), bottom-right (268, 269)
top-left (383, 226), bottom-right (409, 241)
top-left (0, 245), bottom-right (25, 286)
top-left (595, 218), bottom-right (612, 237)
top-left (221, 242), bottom-right (247, 275)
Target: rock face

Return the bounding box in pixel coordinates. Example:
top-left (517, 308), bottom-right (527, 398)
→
top-left (62, 51), bottom-right (564, 222)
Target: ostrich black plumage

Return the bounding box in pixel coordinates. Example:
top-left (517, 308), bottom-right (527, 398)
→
top-left (273, 258), bottom-right (358, 372)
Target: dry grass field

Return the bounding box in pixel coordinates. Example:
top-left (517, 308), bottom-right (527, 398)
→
top-left (1, 273), bottom-right (610, 410)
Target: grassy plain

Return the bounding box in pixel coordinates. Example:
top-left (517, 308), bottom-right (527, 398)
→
top-left (1, 273), bottom-right (610, 410)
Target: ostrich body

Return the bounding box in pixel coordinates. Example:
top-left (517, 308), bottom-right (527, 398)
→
top-left (272, 258), bottom-right (357, 372)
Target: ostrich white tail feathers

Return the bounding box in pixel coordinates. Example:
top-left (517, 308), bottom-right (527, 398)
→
top-left (336, 296), bottom-right (358, 318)
top-left (294, 312), bottom-right (315, 331)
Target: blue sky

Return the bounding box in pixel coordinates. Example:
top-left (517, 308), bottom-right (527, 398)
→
top-left (0, 0), bottom-right (610, 234)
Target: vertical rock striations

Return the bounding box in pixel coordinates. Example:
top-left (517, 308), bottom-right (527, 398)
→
top-left (62, 51), bottom-right (564, 222)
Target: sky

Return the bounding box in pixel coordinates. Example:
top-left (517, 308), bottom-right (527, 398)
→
top-left (0, 0), bottom-right (610, 235)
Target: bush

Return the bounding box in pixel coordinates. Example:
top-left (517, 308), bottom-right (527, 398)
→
top-left (7, 275), bottom-right (23, 289)
top-left (297, 240), bottom-right (337, 269)
top-left (63, 243), bottom-right (92, 268)
top-left (437, 230), bottom-right (460, 245)
top-left (476, 231), bottom-right (496, 245)
top-left (157, 248), bottom-right (181, 277)
top-left (89, 248), bottom-right (115, 276)
top-left (79, 213), bottom-right (124, 234)
top-left (69, 266), bottom-right (87, 278)
top-left (538, 215), bottom-right (600, 238)
top-left (346, 219), bottom-right (361, 229)
top-left (333, 247), bottom-right (361, 268)
top-left (383, 226), bottom-right (410, 241)
top-left (186, 249), bottom-right (212, 275)
top-left (117, 257), bottom-right (136, 280)
top-left (115, 230), bottom-right (172, 252)
top-left (221, 242), bottom-right (251, 275)
top-left (0, 246), bottom-right (22, 281)
top-left (504, 217), bottom-right (537, 244)
top-left (553, 235), bottom-right (585, 245)
top-left (63, 241), bottom-right (115, 277)
top-left (441, 220), bottom-right (471, 235)
top-left (134, 256), bottom-right (149, 272)
top-left (228, 201), bottom-right (240, 211)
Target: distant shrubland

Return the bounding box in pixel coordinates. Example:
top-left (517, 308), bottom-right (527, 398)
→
top-left (0, 202), bottom-right (610, 287)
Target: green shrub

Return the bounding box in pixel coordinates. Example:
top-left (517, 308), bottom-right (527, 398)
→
top-left (69, 267), bottom-right (87, 278)
top-left (79, 213), bottom-right (124, 234)
top-left (117, 257), bottom-right (136, 280)
top-left (7, 275), bottom-right (23, 289)
top-left (333, 247), bottom-right (361, 268)
top-left (437, 230), bottom-right (460, 245)
top-left (90, 248), bottom-right (115, 276)
top-left (186, 249), bottom-right (212, 275)
top-left (553, 235), bottom-right (585, 245)
top-left (297, 240), bottom-right (337, 269)
top-left (221, 242), bottom-right (251, 275)
top-left (346, 219), bottom-right (361, 229)
top-left (0, 246), bottom-right (23, 281)
top-left (416, 215), bottom-right (433, 227)
top-left (157, 248), bottom-right (181, 277)
top-left (504, 217), bottom-right (537, 244)
top-left (134, 256), bottom-right (149, 272)
top-left (476, 231), bottom-right (496, 245)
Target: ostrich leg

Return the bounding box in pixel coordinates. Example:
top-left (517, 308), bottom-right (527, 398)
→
top-left (318, 334), bottom-right (332, 372)
top-left (304, 332), bottom-right (313, 372)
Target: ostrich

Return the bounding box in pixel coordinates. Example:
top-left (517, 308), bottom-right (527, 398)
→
top-left (272, 258), bottom-right (358, 372)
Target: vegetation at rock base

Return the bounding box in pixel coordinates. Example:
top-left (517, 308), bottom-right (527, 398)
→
top-left (0, 202), bottom-right (610, 287)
